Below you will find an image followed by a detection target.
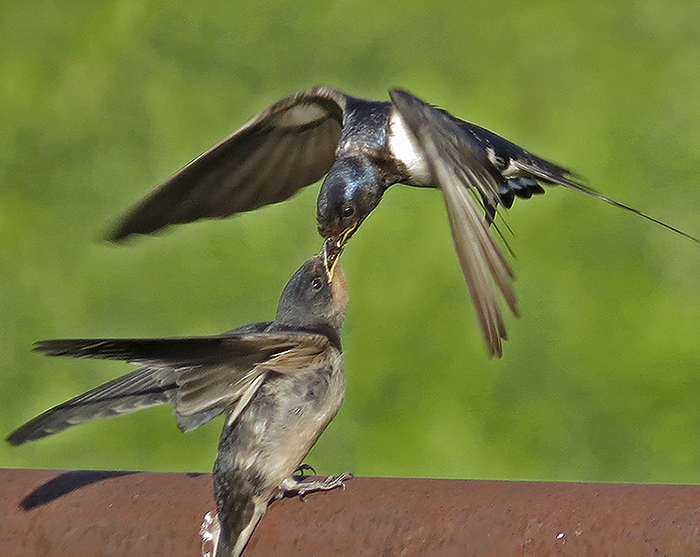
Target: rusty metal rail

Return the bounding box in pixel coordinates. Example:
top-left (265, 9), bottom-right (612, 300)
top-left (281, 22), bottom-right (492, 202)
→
top-left (2, 468), bottom-right (700, 556)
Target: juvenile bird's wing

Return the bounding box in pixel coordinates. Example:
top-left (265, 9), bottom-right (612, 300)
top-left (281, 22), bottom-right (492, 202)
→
top-left (389, 89), bottom-right (517, 357)
top-left (109, 87), bottom-right (350, 241)
top-left (6, 364), bottom-right (176, 445)
top-left (171, 332), bottom-right (334, 423)
top-left (7, 332), bottom-right (333, 445)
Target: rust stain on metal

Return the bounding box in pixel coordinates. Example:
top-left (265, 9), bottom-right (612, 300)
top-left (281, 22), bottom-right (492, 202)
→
top-left (2, 469), bottom-right (700, 556)
top-left (1, 468), bottom-right (213, 557)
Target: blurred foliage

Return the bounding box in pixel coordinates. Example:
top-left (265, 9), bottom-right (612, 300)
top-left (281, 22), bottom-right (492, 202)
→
top-left (2, 0), bottom-right (700, 485)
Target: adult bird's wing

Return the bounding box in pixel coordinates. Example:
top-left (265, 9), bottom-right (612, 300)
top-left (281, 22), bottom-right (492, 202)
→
top-left (389, 89), bottom-right (518, 357)
top-left (7, 332), bottom-right (334, 445)
top-left (109, 87), bottom-right (350, 241)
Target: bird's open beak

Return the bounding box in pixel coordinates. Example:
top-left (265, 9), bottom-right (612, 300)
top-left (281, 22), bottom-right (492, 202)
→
top-left (338, 220), bottom-right (362, 247)
top-left (323, 238), bottom-right (343, 281)
top-left (322, 219), bottom-right (365, 279)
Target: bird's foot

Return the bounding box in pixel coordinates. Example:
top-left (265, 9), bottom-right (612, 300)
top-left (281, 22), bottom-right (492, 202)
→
top-left (275, 471), bottom-right (353, 500)
top-left (200, 510), bottom-right (221, 557)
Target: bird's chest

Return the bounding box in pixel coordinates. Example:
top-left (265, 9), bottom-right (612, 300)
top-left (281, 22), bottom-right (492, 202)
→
top-left (386, 110), bottom-right (434, 186)
top-left (230, 359), bottom-right (345, 485)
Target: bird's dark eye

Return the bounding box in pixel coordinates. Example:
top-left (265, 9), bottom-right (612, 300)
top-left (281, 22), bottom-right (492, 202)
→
top-left (311, 277), bottom-right (323, 290)
top-left (342, 205), bottom-right (355, 218)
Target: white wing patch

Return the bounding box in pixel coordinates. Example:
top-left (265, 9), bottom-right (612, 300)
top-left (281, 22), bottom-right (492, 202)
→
top-left (388, 110), bottom-right (433, 185)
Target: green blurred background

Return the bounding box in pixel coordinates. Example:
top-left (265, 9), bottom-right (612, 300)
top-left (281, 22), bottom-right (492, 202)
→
top-left (2, 0), bottom-right (700, 484)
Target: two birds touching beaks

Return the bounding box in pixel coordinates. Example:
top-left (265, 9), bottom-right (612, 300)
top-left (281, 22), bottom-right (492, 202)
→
top-left (8, 87), bottom-right (698, 556)
top-left (107, 86), bottom-right (699, 357)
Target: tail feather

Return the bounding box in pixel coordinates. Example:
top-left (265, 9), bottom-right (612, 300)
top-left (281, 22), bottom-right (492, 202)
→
top-left (514, 159), bottom-right (700, 244)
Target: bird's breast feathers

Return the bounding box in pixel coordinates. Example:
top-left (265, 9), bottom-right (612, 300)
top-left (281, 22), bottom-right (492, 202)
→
top-left (387, 109), bottom-right (433, 185)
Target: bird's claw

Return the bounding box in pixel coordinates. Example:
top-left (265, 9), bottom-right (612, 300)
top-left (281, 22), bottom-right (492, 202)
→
top-left (293, 463), bottom-right (317, 478)
top-left (276, 471), bottom-right (353, 500)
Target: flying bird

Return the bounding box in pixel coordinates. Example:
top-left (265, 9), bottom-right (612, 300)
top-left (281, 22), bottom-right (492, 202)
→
top-left (108, 87), bottom-right (699, 356)
top-left (8, 242), bottom-right (350, 557)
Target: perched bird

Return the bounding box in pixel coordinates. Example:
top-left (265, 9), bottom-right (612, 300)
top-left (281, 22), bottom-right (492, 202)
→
top-left (108, 86), bottom-right (698, 356)
top-left (7, 242), bottom-right (350, 557)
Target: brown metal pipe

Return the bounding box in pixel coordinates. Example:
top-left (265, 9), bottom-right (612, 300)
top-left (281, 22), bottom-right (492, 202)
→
top-left (2, 468), bottom-right (700, 556)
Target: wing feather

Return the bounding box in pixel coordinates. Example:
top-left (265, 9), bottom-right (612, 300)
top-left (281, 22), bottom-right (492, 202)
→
top-left (8, 332), bottom-right (333, 444)
top-left (109, 86), bottom-right (349, 241)
top-left (390, 89), bottom-right (517, 357)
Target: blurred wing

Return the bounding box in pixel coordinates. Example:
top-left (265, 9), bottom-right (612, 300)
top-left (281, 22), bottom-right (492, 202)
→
top-left (109, 86), bottom-right (350, 241)
top-left (7, 332), bottom-right (333, 445)
top-left (389, 89), bottom-right (517, 357)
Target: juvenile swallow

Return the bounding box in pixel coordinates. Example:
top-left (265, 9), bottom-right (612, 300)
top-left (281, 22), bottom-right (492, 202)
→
top-left (8, 242), bottom-right (350, 557)
top-left (108, 87), bottom-right (698, 356)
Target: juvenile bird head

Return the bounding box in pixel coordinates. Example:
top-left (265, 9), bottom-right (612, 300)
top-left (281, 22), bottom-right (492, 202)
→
top-left (275, 246), bottom-right (348, 336)
top-left (316, 155), bottom-right (386, 248)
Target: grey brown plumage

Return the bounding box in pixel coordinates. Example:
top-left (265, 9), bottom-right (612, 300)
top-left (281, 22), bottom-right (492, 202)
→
top-left (8, 243), bottom-right (349, 557)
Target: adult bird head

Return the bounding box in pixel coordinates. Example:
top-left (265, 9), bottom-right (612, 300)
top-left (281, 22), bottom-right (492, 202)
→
top-left (274, 244), bottom-right (348, 337)
top-left (316, 155), bottom-right (387, 249)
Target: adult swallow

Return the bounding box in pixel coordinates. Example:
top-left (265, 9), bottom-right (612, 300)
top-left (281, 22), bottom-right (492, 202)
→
top-left (108, 87), bottom-right (698, 356)
top-left (8, 242), bottom-right (350, 557)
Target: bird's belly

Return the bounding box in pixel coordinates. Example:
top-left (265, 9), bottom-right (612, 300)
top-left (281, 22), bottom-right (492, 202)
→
top-left (263, 368), bottom-right (345, 484)
top-left (227, 363), bottom-right (345, 488)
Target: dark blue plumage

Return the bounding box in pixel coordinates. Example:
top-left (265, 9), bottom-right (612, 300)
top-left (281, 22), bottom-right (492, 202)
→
top-left (109, 87), bottom-right (698, 356)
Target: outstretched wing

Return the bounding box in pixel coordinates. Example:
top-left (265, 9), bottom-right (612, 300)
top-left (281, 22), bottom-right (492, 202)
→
top-left (7, 332), bottom-right (333, 444)
top-left (109, 87), bottom-right (350, 241)
top-left (389, 89), bottom-right (517, 357)
top-left (6, 364), bottom-right (176, 445)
